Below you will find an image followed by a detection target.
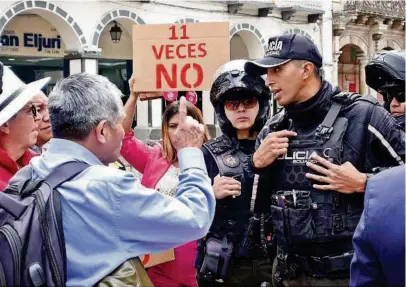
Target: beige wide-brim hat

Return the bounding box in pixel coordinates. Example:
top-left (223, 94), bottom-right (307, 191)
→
top-left (0, 66), bottom-right (51, 126)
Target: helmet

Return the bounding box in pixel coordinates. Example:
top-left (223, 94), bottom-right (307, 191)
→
top-left (210, 59), bottom-right (271, 137)
top-left (365, 50), bottom-right (405, 104)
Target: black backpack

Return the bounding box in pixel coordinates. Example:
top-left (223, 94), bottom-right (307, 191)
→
top-left (0, 161), bottom-right (88, 287)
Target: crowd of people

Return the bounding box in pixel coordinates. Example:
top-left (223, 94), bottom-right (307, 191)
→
top-left (0, 34), bottom-right (404, 287)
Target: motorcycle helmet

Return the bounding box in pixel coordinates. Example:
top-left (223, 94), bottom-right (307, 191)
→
top-left (365, 50), bottom-right (405, 104)
top-left (210, 59), bottom-right (271, 137)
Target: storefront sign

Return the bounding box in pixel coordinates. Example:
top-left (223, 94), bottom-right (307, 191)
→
top-left (0, 15), bottom-right (66, 57)
top-left (133, 22), bottom-right (230, 97)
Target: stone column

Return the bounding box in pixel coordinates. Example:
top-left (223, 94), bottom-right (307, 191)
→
top-left (321, 0), bottom-right (333, 83)
top-left (332, 10), bottom-right (346, 87)
top-left (64, 49), bottom-right (100, 75)
top-left (332, 50), bottom-right (342, 87)
top-left (358, 55), bottom-right (368, 95)
top-left (332, 26), bottom-right (344, 87)
top-left (202, 90), bottom-right (221, 137)
top-left (372, 32), bottom-right (383, 53)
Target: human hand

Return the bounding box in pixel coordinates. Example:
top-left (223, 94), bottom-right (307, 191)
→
top-left (172, 97), bottom-right (205, 151)
top-left (252, 130), bottom-right (297, 169)
top-left (306, 153), bottom-right (367, 193)
top-left (213, 174), bottom-right (241, 199)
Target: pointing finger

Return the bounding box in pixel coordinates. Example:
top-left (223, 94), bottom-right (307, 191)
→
top-left (178, 96), bottom-right (187, 124)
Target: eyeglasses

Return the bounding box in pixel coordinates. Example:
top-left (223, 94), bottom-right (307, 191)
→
top-left (224, 99), bottom-right (258, 111)
top-left (22, 104), bottom-right (38, 118)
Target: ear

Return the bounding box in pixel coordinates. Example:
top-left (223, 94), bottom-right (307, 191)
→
top-left (302, 62), bottom-right (315, 80)
top-left (95, 120), bottom-right (108, 144)
top-left (0, 122), bottom-right (10, 135)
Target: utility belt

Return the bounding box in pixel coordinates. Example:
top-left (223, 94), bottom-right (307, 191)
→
top-left (270, 190), bottom-right (356, 286)
top-left (270, 190), bottom-right (360, 247)
top-left (270, 190), bottom-right (315, 247)
top-left (273, 248), bottom-right (353, 286)
top-left (196, 214), bottom-right (274, 283)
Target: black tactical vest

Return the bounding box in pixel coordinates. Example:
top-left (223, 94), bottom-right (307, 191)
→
top-left (203, 135), bottom-right (254, 242)
top-left (268, 98), bottom-right (364, 252)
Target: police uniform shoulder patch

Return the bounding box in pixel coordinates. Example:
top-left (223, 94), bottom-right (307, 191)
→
top-left (223, 154), bottom-right (240, 167)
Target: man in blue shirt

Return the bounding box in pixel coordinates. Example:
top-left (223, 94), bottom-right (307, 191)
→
top-left (350, 165), bottom-right (405, 286)
top-left (27, 73), bottom-right (215, 286)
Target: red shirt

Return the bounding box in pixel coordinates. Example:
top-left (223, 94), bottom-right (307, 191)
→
top-left (0, 148), bottom-right (37, 190)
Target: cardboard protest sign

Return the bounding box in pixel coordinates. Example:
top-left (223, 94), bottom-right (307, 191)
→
top-left (139, 249), bottom-right (175, 268)
top-left (133, 22), bottom-right (230, 99)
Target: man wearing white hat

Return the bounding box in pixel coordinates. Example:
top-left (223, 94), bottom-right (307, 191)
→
top-left (0, 64), bottom-right (50, 190)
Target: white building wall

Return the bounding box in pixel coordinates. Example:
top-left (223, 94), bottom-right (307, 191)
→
top-left (0, 0), bottom-right (327, 139)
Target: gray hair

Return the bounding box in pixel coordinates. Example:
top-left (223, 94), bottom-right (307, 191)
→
top-left (48, 73), bottom-right (125, 140)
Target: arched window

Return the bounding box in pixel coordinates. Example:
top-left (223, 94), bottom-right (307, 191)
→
top-left (283, 28), bottom-right (313, 41)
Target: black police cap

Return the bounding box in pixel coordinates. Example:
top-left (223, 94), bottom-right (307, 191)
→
top-left (245, 34), bottom-right (323, 76)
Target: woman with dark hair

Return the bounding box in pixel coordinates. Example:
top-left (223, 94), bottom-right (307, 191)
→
top-left (120, 75), bottom-right (210, 287)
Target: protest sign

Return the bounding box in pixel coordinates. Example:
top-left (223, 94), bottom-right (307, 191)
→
top-left (133, 22), bottom-right (230, 99)
top-left (140, 249), bottom-right (175, 268)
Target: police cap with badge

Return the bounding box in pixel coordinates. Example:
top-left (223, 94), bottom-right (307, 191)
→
top-left (244, 34), bottom-right (323, 76)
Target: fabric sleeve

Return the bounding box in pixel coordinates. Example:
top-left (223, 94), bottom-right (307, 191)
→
top-left (120, 130), bottom-right (155, 174)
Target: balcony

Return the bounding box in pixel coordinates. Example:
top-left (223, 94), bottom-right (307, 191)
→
top-left (343, 0), bottom-right (405, 20)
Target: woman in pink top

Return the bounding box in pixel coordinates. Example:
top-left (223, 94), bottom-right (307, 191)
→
top-left (121, 76), bottom-right (210, 287)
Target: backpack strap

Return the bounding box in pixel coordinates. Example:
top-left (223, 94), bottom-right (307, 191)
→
top-left (19, 162), bottom-right (89, 198)
top-left (316, 101), bottom-right (343, 136)
top-left (43, 161), bottom-right (89, 189)
top-left (0, 189), bottom-right (27, 218)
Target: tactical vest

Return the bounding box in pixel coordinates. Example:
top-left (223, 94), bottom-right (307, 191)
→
top-left (203, 135), bottom-right (253, 241)
top-left (268, 96), bottom-right (364, 251)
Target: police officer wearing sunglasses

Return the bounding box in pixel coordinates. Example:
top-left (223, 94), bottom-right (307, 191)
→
top-left (244, 34), bottom-right (405, 286)
top-left (196, 60), bottom-right (273, 287)
top-left (365, 50), bottom-right (406, 129)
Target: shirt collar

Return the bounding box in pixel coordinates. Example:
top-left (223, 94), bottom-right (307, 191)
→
top-left (45, 138), bottom-right (104, 166)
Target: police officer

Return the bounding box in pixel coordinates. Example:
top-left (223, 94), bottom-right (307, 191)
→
top-left (365, 49), bottom-right (405, 129)
top-left (196, 60), bottom-right (273, 287)
top-left (243, 34), bottom-right (405, 286)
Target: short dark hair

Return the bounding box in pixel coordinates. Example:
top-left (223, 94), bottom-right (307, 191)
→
top-left (293, 59), bottom-right (320, 78)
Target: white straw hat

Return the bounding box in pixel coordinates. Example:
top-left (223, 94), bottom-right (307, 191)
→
top-left (0, 66), bottom-right (51, 126)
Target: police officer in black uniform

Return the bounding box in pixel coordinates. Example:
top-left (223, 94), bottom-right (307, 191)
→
top-left (365, 49), bottom-right (405, 129)
top-left (196, 60), bottom-right (273, 287)
top-left (243, 34), bottom-right (405, 286)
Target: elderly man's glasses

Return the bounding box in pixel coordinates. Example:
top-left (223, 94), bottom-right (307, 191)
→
top-left (225, 99), bottom-right (258, 111)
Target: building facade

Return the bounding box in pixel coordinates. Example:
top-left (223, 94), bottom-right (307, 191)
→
top-left (332, 0), bottom-right (405, 101)
top-left (0, 0), bottom-right (328, 139)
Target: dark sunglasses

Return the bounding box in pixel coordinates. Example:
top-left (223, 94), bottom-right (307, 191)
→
top-left (224, 98), bottom-right (258, 111)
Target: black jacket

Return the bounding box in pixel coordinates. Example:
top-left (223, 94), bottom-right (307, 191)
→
top-left (202, 136), bottom-right (256, 240)
top-left (246, 81), bottom-right (405, 210)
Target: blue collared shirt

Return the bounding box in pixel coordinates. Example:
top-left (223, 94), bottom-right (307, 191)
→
top-left (29, 138), bottom-right (215, 286)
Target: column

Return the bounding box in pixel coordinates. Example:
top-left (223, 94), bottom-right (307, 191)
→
top-left (358, 55), bottom-right (368, 95)
top-left (321, 0), bottom-right (333, 83)
top-left (64, 49), bottom-right (100, 75)
top-left (202, 90), bottom-right (221, 138)
top-left (332, 33), bottom-right (343, 87)
top-left (134, 99), bottom-right (151, 140)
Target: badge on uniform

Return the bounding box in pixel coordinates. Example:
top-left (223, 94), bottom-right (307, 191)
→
top-left (223, 154), bottom-right (239, 167)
